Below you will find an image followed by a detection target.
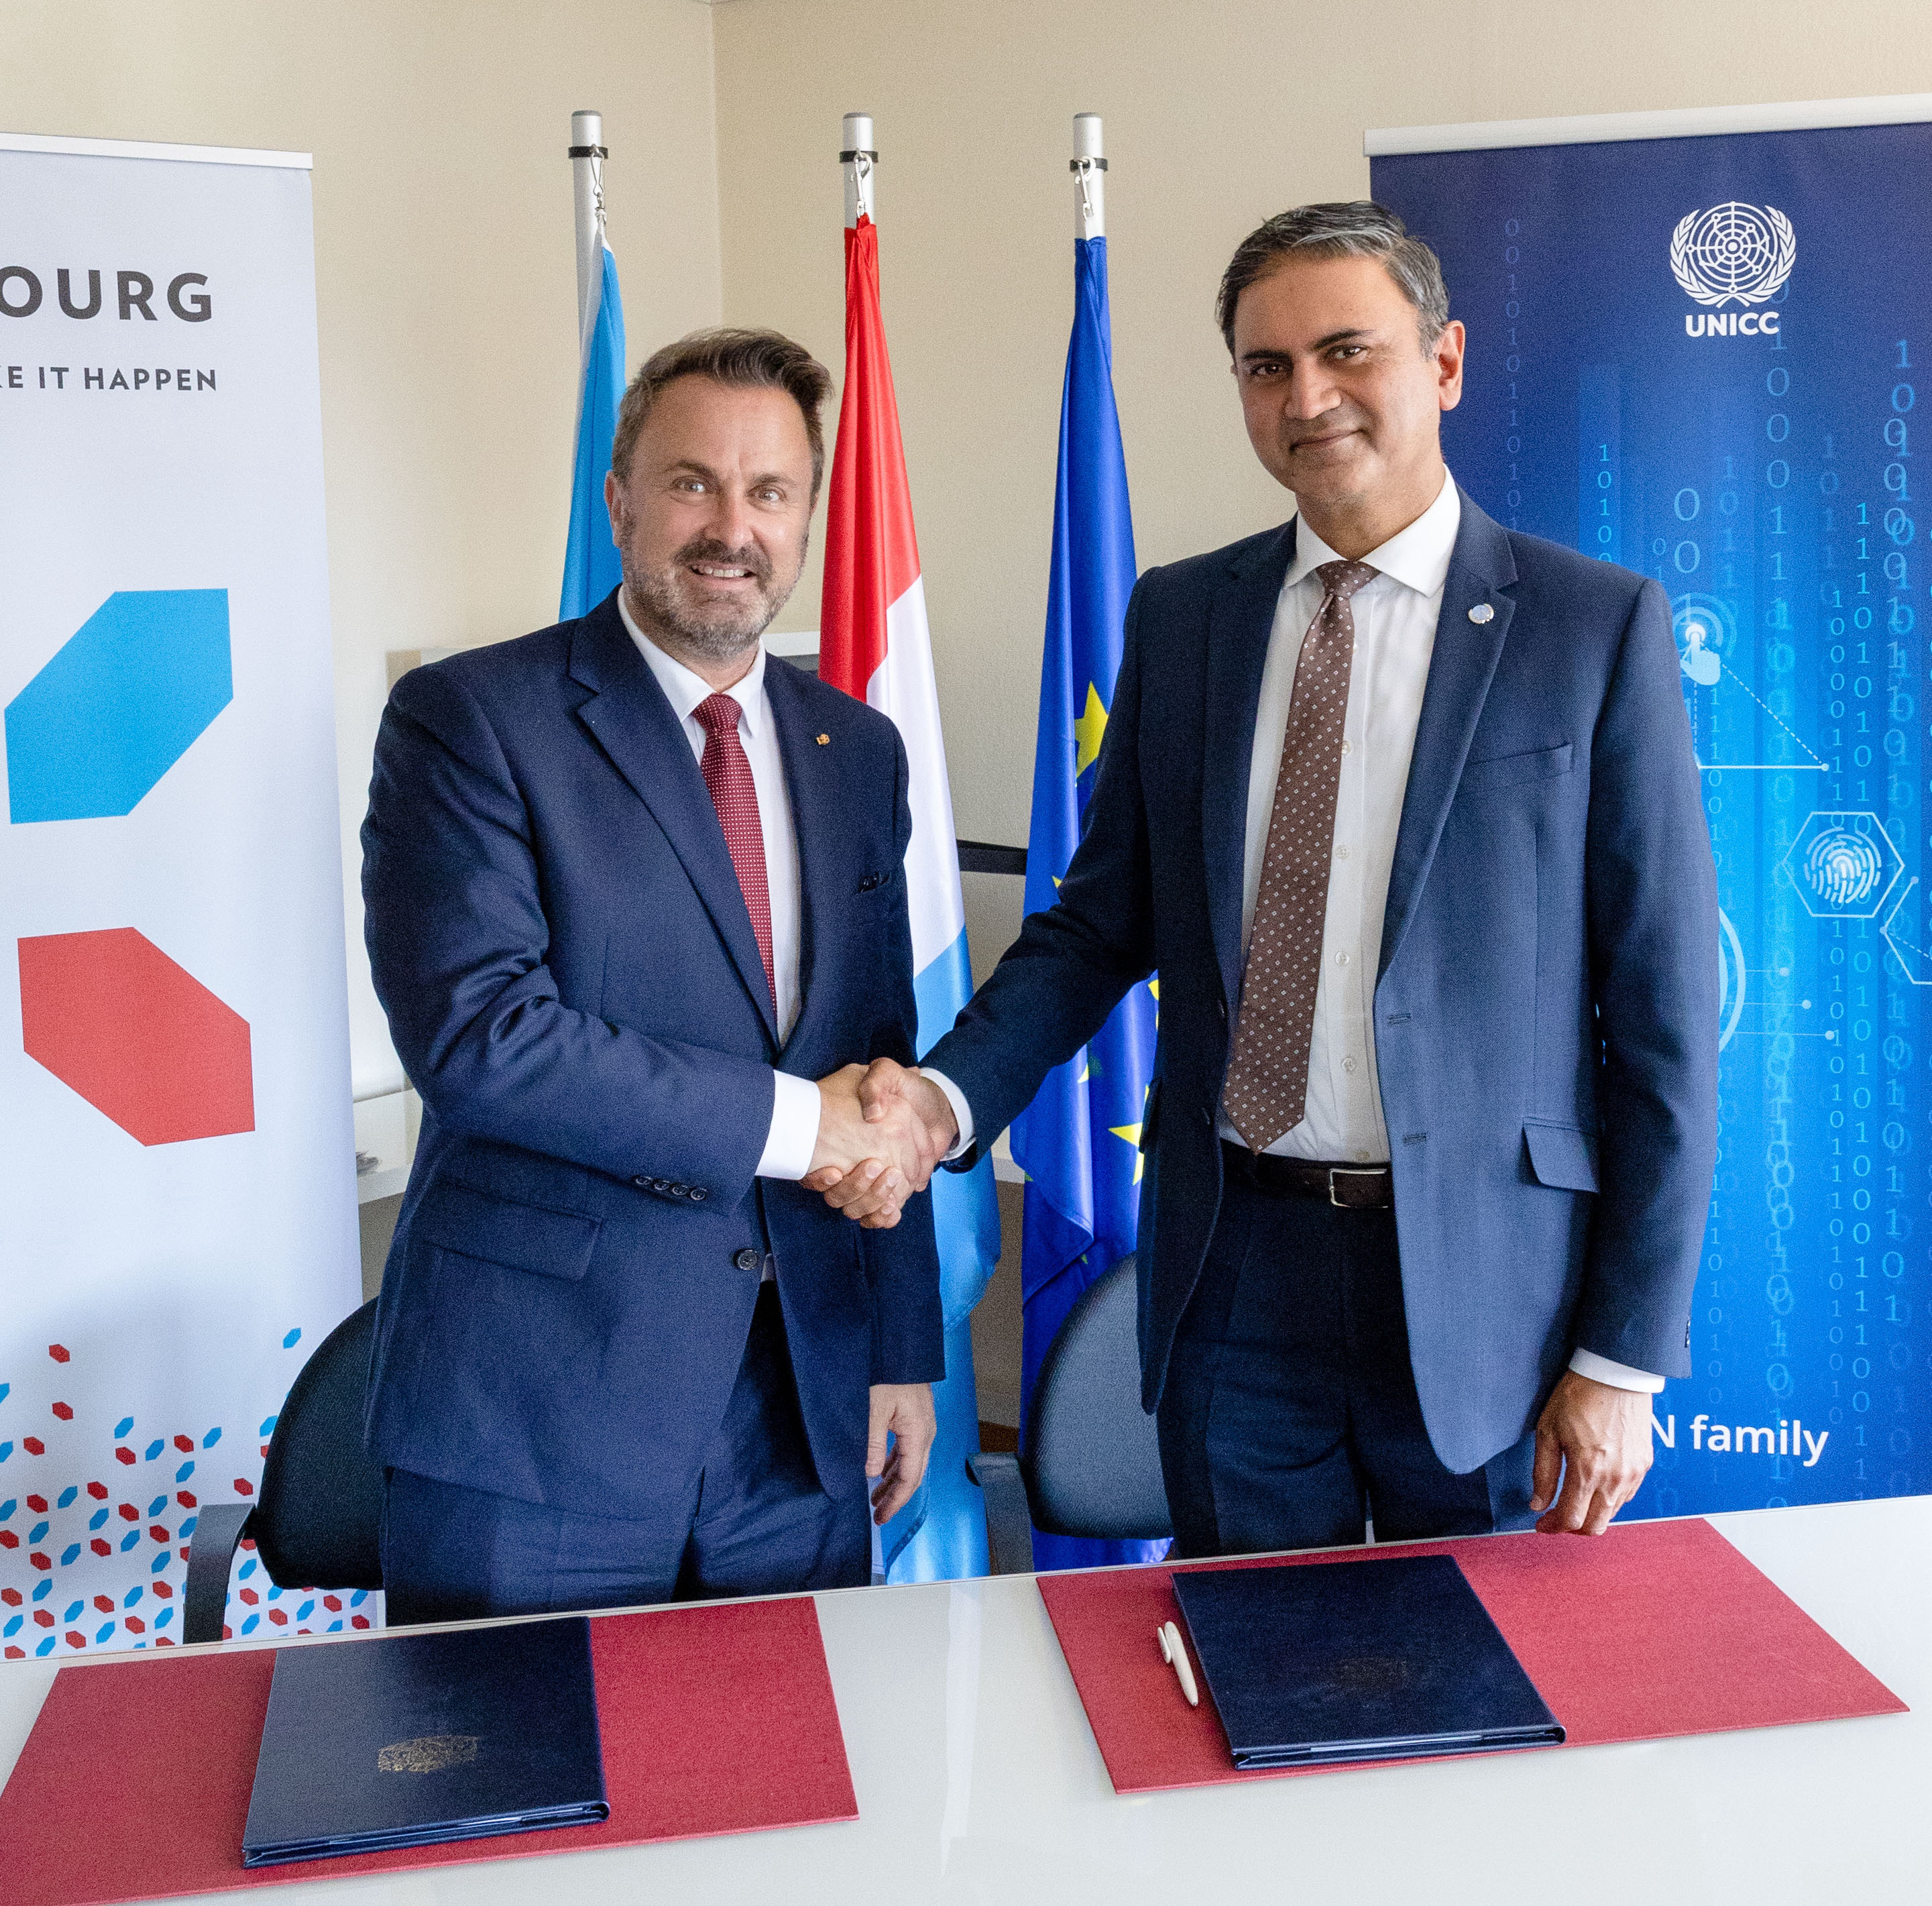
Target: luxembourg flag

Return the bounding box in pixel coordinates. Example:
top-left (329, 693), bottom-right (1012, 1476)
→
top-left (821, 208), bottom-right (1001, 1583)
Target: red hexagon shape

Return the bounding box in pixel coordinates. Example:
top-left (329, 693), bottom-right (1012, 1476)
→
top-left (17, 928), bottom-right (253, 1145)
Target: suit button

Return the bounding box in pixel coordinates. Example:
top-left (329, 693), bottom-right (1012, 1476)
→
top-left (690, 1187), bottom-right (708, 1202)
top-left (632, 1176), bottom-right (648, 1188)
top-left (671, 1182), bottom-right (689, 1198)
top-left (733, 1247), bottom-right (762, 1272)
top-left (653, 1178), bottom-right (672, 1193)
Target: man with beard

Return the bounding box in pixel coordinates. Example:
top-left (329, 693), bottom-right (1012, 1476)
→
top-left (360, 329), bottom-right (944, 1620)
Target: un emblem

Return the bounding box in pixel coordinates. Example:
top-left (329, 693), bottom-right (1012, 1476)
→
top-left (1668, 202), bottom-right (1797, 307)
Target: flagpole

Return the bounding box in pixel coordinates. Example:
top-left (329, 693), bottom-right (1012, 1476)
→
top-left (840, 111), bottom-right (876, 230)
top-left (1072, 111), bottom-right (1106, 241)
top-left (569, 109), bottom-right (607, 357)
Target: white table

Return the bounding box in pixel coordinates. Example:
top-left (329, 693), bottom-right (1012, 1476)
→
top-left (2, 1498), bottom-right (1925, 1904)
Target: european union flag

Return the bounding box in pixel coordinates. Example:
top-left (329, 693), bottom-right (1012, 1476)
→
top-left (1007, 234), bottom-right (1166, 1571)
top-left (560, 244), bottom-right (627, 620)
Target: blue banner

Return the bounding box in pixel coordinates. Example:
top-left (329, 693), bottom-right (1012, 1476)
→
top-left (1008, 237), bottom-right (1165, 1568)
top-left (1374, 118), bottom-right (1932, 1514)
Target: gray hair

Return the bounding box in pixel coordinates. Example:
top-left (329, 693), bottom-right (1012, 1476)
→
top-left (611, 327), bottom-right (832, 498)
top-left (1216, 203), bottom-right (1450, 353)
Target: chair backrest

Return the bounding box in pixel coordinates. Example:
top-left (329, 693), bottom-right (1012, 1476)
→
top-left (1021, 1258), bottom-right (1172, 1540)
top-left (249, 1298), bottom-right (384, 1590)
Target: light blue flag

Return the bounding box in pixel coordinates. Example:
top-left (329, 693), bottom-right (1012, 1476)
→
top-left (1007, 235), bottom-right (1168, 1571)
top-left (561, 245), bottom-right (627, 620)
top-left (875, 943), bottom-right (1002, 1583)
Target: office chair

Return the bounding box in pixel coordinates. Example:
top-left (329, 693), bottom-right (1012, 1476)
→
top-left (182, 1299), bottom-right (384, 1644)
top-left (967, 1257), bottom-right (1172, 1574)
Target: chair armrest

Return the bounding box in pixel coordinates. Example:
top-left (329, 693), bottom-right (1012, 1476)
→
top-left (182, 1503), bottom-right (254, 1645)
top-left (966, 1453), bottom-right (1035, 1576)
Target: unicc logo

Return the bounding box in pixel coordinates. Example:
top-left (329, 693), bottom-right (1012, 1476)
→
top-left (1669, 202), bottom-right (1795, 338)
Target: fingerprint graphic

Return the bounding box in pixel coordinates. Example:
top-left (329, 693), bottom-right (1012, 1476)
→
top-left (1803, 827), bottom-right (1884, 908)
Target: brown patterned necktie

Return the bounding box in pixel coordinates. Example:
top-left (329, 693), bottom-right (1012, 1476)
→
top-left (1221, 558), bottom-right (1379, 1152)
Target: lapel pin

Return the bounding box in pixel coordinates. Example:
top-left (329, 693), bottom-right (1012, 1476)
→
top-left (1469, 602), bottom-right (1495, 625)
top-left (815, 732), bottom-right (831, 746)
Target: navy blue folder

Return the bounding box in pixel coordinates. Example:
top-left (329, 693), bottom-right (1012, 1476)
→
top-left (1171, 1555), bottom-right (1565, 1769)
top-left (241, 1616), bottom-right (609, 1866)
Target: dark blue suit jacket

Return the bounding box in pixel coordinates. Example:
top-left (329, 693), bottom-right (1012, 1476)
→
top-left (926, 493), bottom-right (1717, 1474)
top-left (360, 592), bottom-right (944, 1519)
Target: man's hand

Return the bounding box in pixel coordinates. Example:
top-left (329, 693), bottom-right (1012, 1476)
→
top-left (1530, 1369), bottom-right (1655, 1535)
top-left (803, 1064), bottom-right (934, 1229)
top-left (805, 1059), bottom-right (959, 1227)
top-left (867, 1382), bottom-right (936, 1524)
top-left (817, 1059), bottom-right (960, 1226)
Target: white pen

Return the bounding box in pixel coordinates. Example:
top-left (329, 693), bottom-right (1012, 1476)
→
top-left (1159, 1620), bottom-right (1199, 1707)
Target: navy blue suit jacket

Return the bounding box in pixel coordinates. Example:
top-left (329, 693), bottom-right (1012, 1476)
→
top-left (360, 592), bottom-right (944, 1519)
top-left (926, 494), bottom-right (1717, 1474)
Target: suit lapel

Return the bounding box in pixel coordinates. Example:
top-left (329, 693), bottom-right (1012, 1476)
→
top-left (1377, 492), bottom-right (1518, 982)
top-left (1203, 522), bottom-right (1296, 1007)
top-left (568, 602), bottom-right (780, 1044)
top-left (763, 661), bottom-right (841, 1058)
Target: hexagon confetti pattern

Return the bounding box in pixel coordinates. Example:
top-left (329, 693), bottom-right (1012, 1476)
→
top-left (5, 589), bottom-right (231, 823)
top-left (1, 1334), bottom-right (372, 1658)
top-left (18, 928), bottom-right (253, 1144)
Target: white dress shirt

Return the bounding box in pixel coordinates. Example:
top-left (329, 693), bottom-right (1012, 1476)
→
top-left (1229, 470), bottom-right (1461, 1166)
top-left (618, 594), bottom-right (821, 1182)
top-left (926, 471), bottom-right (1659, 1393)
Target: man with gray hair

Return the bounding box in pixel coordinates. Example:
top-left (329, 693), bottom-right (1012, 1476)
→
top-left (362, 329), bottom-right (944, 1618)
top-left (834, 205), bottom-right (1718, 1554)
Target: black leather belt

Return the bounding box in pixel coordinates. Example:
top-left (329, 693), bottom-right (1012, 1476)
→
top-left (1220, 1141), bottom-right (1394, 1209)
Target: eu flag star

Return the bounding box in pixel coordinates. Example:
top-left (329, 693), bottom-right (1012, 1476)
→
top-left (1107, 1120), bottom-right (1146, 1183)
top-left (1073, 681), bottom-right (1109, 777)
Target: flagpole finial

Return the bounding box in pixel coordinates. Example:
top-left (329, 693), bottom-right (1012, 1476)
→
top-left (841, 111), bottom-right (876, 229)
top-left (1072, 113), bottom-right (1106, 242)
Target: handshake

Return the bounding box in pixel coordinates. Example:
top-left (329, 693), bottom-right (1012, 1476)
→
top-left (803, 1060), bottom-right (962, 1228)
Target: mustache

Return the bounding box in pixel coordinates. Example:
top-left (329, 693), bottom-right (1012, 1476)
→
top-left (677, 536), bottom-right (773, 585)
top-left (1279, 406), bottom-right (1367, 449)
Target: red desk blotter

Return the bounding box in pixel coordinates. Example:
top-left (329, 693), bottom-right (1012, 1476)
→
top-left (1037, 1515), bottom-right (1906, 1793)
top-left (0, 1596), bottom-right (857, 1906)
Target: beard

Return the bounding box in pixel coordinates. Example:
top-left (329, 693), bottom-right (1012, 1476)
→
top-left (621, 533), bottom-right (799, 663)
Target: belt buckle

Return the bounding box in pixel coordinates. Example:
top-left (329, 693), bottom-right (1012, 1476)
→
top-left (1328, 1166), bottom-right (1382, 1209)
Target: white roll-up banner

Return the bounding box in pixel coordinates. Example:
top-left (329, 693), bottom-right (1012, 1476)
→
top-left (0, 133), bottom-right (361, 1656)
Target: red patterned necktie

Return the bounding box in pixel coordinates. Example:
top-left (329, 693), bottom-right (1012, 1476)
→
top-left (693, 692), bottom-right (776, 1007)
top-left (1220, 558), bottom-right (1379, 1151)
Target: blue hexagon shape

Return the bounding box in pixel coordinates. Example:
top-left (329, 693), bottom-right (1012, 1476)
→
top-left (5, 590), bottom-right (231, 822)
top-left (1780, 809), bottom-right (1905, 919)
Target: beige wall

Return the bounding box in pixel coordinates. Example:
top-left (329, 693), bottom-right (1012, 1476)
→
top-left (711, 0), bottom-right (1932, 971)
top-left (3, 0), bottom-right (724, 1092)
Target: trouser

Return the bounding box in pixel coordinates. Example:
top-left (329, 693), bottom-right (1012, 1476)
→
top-left (1155, 1173), bottom-right (1538, 1557)
top-left (380, 1283), bottom-right (871, 1624)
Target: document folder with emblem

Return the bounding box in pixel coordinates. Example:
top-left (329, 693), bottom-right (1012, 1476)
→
top-left (241, 1614), bottom-right (609, 1865)
top-left (1171, 1555), bottom-right (1565, 1769)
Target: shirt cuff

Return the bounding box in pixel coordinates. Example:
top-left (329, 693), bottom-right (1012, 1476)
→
top-left (1569, 1348), bottom-right (1665, 1394)
top-left (756, 1072), bottom-right (822, 1180)
top-left (919, 1068), bottom-right (975, 1162)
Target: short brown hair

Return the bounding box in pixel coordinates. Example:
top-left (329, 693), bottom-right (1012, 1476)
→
top-left (609, 327), bottom-right (833, 498)
top-left (1216, 203), bottom-right (1450, 355)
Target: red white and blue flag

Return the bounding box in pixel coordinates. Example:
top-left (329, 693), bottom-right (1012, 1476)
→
top-left (821, 213), bottom-right (1000, 1582)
